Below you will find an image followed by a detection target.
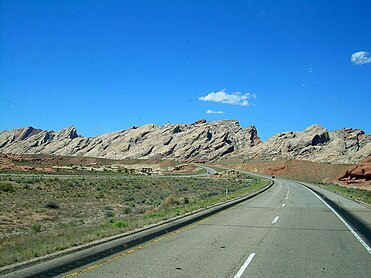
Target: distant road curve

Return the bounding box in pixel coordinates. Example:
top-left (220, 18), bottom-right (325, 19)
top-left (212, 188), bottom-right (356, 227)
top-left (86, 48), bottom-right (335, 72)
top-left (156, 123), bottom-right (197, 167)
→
top-left (0, 165), bottom-right (217, 179)
top-left (195, 164), bottom-right (217, 176)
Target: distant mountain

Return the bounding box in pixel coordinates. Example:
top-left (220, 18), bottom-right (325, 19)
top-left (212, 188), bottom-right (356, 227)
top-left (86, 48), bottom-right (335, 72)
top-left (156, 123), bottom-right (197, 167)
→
top-left (0, 120), bottom-right (260, 162)
top-left (222, 124), bottom-right (370, 164)
top-left (0, 120), bottom-right (369, 164)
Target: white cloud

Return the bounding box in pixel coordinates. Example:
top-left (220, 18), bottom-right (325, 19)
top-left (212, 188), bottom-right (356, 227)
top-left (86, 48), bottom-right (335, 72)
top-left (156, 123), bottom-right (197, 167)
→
top-left (206, 109), bottom-right (224, 114)
top-left (199, 89), bottom-right (256, 106)
top-left (351, 51), bottom-right (371, 65)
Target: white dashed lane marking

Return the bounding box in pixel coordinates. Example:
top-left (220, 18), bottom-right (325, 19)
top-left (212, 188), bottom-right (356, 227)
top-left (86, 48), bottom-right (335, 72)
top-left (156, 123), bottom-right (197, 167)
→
top-left (234, 253), bottom-right (256, 278)
top-left (272, 216), bottom-right (279, 224)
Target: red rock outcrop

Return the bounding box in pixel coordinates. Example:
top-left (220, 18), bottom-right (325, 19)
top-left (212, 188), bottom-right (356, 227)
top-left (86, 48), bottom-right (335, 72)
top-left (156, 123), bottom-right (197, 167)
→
top-left (339, 156), bottom-right (371, 181)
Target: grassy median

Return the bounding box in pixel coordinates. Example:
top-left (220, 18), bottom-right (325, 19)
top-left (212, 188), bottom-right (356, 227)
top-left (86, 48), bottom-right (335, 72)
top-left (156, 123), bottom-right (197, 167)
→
top-left (0, 172), bottom-right (269, 267)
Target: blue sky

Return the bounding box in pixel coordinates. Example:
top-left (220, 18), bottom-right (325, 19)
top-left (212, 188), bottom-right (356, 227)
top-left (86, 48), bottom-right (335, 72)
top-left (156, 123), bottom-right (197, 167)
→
top-left (0, 0), bottom-right (370, 141)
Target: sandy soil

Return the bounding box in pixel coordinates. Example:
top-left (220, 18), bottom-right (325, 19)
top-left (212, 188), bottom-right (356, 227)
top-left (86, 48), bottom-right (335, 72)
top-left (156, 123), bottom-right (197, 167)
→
top-left (216, 159), bottom-right (370, 190)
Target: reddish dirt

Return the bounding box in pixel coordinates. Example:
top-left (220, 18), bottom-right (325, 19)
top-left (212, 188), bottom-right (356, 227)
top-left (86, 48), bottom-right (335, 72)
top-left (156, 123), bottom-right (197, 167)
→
top-left (218, 159), bottom-right (370, 190)
top-left (217, 160), bottom-right (350, 183)
top-left (2, 153), bottom-right (370, 190)
top-left (171, 164), bottom-right (198, 173)
top-left (0, 154), bottom-right (56, 172)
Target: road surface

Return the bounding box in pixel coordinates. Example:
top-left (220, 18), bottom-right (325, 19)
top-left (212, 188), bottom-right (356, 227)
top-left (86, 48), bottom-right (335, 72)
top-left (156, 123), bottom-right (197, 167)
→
top-left (58, 178), bottom-right (370, 278)
top-left (0, 165), bottom-right (216, 179)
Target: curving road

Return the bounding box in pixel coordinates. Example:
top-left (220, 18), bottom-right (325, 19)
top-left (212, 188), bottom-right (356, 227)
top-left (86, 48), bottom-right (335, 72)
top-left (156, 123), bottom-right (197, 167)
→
top-left (56, 177), bottom-right (371, 278)
top-left (196, 165), bottom-right (217, 176)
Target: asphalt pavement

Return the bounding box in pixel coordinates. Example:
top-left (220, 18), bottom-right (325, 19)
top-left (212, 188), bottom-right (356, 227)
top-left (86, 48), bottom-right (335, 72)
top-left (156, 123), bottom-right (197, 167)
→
top-left (57, 178), bottom-right (371, 278)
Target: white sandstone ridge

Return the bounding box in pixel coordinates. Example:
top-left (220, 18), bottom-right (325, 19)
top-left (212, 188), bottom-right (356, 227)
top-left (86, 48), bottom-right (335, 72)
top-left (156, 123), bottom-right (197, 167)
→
top-left (0, 120), bottom-right (261, 162)
top-left (224, 124), bottom-right (371, 164)
top-left (0, 121), bottom-right (369, 164)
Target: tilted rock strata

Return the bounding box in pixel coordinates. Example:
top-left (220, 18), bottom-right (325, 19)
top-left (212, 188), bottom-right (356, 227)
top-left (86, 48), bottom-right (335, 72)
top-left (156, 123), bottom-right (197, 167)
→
top-left (226, 124), bottom-right (370, 164)
top-left (0, 120), bottom-right (260, 162)
top-left (0, 122), bottom-right (369, 164)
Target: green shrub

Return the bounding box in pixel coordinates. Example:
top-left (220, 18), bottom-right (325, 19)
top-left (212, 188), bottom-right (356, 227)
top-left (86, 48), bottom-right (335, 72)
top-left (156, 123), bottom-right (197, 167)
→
top-left (44, 202), bottom-right (60, 209)
top-left (113, 220), bottom-right (128, 228)
top-left (0, 182), bottom-right (15, 192)
top-left (122, 207), bottom-right (132, 214)
top-left (207, 191), bottom-right (220, 197)
top-left (104, 210), bottom-right (114, 218)
top-left (31, 224), bottom-right (42, 233)
top-left (159, 195), bottom-right (182, 209)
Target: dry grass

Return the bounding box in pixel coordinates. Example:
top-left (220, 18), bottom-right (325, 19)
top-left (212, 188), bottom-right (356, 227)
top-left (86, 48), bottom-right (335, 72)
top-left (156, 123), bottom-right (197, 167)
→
top-left (0, 173), bottom-right (268, 267)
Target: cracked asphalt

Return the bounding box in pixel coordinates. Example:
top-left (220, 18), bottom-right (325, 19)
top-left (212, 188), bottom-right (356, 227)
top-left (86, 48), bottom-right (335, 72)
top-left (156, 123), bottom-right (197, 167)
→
top-left (59, 178), bottom-right (371, 278)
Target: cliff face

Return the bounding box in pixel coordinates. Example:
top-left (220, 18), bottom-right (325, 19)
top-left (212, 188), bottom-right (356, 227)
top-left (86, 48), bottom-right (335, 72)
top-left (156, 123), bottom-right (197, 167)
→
top-left (0, 120), bottom-right (261, 162)
top-left (227, 124), bottom-right (370, 164)
top-left (338, 156), bottom-right (371, 181)
top-left (0, 121), bottom-right (369, 164)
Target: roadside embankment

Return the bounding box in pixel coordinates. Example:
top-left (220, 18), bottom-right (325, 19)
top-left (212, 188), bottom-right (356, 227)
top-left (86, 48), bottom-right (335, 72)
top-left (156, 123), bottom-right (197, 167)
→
top-left (0, 177), bottom-right (273, 277)
top-left (299, 182), bottom-right (371, 246)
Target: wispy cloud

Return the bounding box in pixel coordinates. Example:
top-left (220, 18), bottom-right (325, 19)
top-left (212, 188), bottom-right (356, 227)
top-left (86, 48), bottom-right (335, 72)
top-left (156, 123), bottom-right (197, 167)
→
top-left (199, 89), bottom-right (256, 106)
top-left (351, 51), bottom-right (371, 65)
top-left (206, 109), bottom-right (224, 114)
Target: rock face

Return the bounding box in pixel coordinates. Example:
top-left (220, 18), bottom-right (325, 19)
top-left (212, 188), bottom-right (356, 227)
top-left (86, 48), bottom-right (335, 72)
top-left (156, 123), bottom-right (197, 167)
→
top-left (0, 122), bottom-right (369, 164)
top-left (339, 156), bottom-right (371, 181)
top-left (0, 120), bottom-right (261, 162)
top-left (226, 124), bottom-right (370, 164)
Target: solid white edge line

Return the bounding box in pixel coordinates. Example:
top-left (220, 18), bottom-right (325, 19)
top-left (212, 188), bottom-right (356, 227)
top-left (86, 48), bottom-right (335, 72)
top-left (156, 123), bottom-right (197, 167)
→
top-left (272, 216), bottom-right (279, 224)
top-left (234, 253), bottom-right (256, 278)
top-left (301, 184), bottom-right (371, 254)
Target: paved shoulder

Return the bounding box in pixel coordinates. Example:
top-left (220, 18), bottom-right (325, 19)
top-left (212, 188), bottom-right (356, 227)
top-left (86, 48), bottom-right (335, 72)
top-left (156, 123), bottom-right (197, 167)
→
top-left (300, 181), bottom-right (371, 246)
top-left (247, 179), bottom-right (371, 277)
top-left (5, 177), bottom-right (370, 278)
top-left (59, 178), bottom-right (371, 278)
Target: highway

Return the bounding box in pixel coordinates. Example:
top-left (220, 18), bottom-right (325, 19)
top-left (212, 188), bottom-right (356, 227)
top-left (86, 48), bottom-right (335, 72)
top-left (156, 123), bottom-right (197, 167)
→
top-left (0, 165), bottom-right (216, 179)
top-left (57, 178), bottom-right (371, 278)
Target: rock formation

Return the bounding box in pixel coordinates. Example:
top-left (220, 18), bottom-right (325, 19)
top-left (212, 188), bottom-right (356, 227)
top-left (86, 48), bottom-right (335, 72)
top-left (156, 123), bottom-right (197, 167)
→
top-left (0, 120), bottom-right (260, 162)
top-left (224, 124), bottom-right (370, 164)
top-left (339, 156), bottom-right (371, 182)
top-left (0, 121), bottom-right (369, 164)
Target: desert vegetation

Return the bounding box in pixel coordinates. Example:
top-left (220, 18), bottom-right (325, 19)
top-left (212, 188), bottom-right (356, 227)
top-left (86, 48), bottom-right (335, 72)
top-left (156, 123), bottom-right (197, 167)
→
top-left (216, 161), bottom-right (370, 204)
top-left (0, 172), bottom-right (268, 267)
top-left (313, 182), bottom-right (370, 205)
